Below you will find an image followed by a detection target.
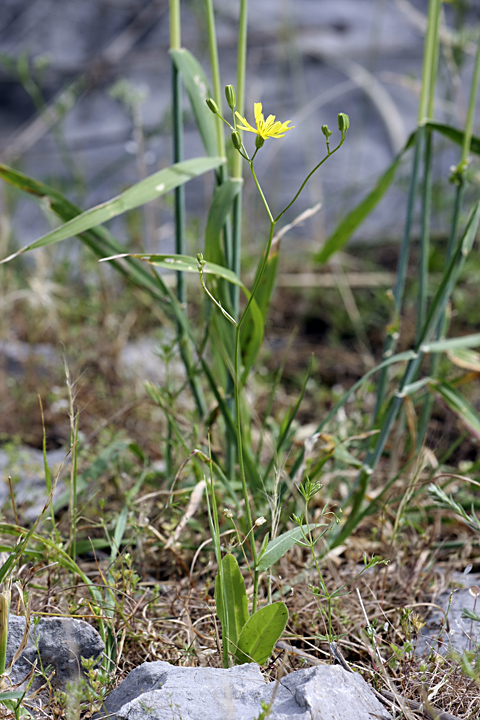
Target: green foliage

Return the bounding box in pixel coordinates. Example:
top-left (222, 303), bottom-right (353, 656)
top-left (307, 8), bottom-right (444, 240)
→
top-left (235, 601), bottom-right (288, 665)
top-left (1, 0), bottom-right (480, 702)
top-left (215, 554), bottom-right (249, 659)
top-left (214, 553), bottom-right (289, 666)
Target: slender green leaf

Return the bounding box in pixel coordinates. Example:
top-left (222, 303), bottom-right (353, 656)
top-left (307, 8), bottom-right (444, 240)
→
top-left (421, 333), bottom-right (480, 353)
top-left (205, 179), bottom-right (243, 265)
top-left (256, 524), bottom-right (317, 572)
top-left (240, 286), bottom-right (265, 382)
top-left (124, 253), bottom-right (243, 285)
top-left (235, 602), bottom-right (288, 665)
top-left (170, 48), bottom-right (219, 158)
top-left (314, 120), bottom-right (478, 264)
top-left (400, 378), bottom-right (431, 397)
top-left (315, 131), bottom-right (417, 263)
top-left (426, 121), bottom-right (480, 155)
top-left (0, 165), bottom-right (178, 304)
top-left (1, 157), bottom-right (225, 263)
top-left (111, 506), bottom-right (128, 563)
top-left (431, 380), bottom-right (480, 440)
top-left (128, 252), bottom-right (264, 380)
top-left (215, 554), bottom-right (249, 653)
top-left (241, 243), bottom-right (280, 382)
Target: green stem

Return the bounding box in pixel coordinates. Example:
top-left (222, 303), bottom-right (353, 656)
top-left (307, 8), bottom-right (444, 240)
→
top-left (233, 0), bottom-right (248, 182)
top-left (204, 0), bottom-right (226, 160)
top-left (374, 129), bottom-right (424, 420)
top-left (234, 218), bottom-right (277, 613)
top-left (171, 3), bottom-right (185, 305)
top-left (418, 0), bottom-right (441, 124)
top-left (462, 30), bottom-right (480, 164)
top-left (170, 0), bottom-right (207, 415)
top-left (416, 127), bottom-right (433, 344)
top-left (332, 201), bottom-right (480, 548)
top-left (170, 0), bottom-right (180, 49)
top-left (275, 134), bottom-right (347, 223)
top-left (226, 0), bottom-right (248, 483)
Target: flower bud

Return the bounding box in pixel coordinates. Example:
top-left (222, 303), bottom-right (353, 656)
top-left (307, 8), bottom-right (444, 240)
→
top-left (337, 112), bottom-right (350, 133)
top-left (206, 98), bottom-right (219, 115)
top-left (321, 124), bottom-right (332, 139)
top-left (255, 134), bottom-right (265, 150)
top-left (225, 84), bottom-right (236, 110)
top-left (231, 131), bottom-right (242, 151)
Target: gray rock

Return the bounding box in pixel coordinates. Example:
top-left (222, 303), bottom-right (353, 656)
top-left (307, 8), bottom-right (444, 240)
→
top-left (6, 615), bottom-right (104, 690)
top-left (417, 570), bottom-right (480, 657)
top-left (96, 660), bottom-right (391, 720)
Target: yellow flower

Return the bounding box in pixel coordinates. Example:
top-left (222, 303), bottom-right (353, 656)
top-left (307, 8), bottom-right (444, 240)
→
top-left (235, 103), bottom-right (294, 140)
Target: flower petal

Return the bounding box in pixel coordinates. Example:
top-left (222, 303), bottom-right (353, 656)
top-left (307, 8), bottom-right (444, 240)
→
top-left (235, 111), bottom-right (257, 134)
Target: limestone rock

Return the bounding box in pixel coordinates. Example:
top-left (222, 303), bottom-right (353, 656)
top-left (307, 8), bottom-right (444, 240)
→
top-left (418, 570), bottom-right (480, 657)
top-left (96, 660), bottom-right (391, 720)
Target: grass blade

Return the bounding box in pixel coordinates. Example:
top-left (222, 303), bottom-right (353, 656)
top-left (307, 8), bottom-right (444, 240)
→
top-left (171, 48), bottom-right (219, 158)
top-left (431, 380), bottom-right (480, 440)
top-left (205, 179), bottom-right (243, 266)
top-left (426, 121), bottom-right (480, 154)
top-left (315, 132), bottom-right (416, 263)
top-left (1, 157), bottom-right (225, 263)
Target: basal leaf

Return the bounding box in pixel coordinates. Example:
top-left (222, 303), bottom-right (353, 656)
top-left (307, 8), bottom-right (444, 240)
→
top-left (235, 602), bottom-right (288, 665)
top-left (215, 554), bottom-right (249, 654)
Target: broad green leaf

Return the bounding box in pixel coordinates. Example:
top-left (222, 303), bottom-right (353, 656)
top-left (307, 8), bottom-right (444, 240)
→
top-left (171, 48), bottom-right (219, 158)
top-left (0, 692), bottom-right (26, 701)
top-left (235, 602), bottom-right (288, 665)
top-left (256, 524), bottom-right (317, 572)
top-left (315, 131), bottom-right (417, 263)
top-left (432, 380), bottom-right (480, 440)
top-left (1, 157), bottom-right (225, 264)
top-left (426, 121), bottom-right (480, 155)
top-left (215, 554), bottom-right (249, 653)
top-left (205, 178), bottom-right (242, 265)
top-left (421, 333), bottom-right (480, 354)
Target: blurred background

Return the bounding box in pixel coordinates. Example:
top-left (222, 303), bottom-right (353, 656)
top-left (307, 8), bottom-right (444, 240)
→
top-left (1, 0), bottom-right (479, 449)
top-left (1, 0), bottom-right (479, 250)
